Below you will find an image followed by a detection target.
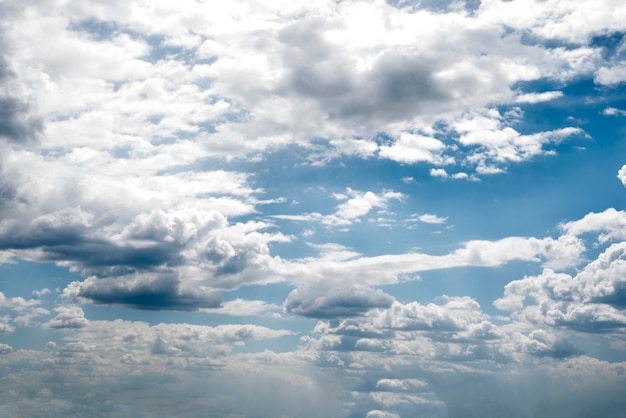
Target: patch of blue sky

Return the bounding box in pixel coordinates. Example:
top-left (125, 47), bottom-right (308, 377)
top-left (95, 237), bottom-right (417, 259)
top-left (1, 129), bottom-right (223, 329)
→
top-left (0, 261), bottom-right (81, 299)
top-left (67, 18), bottom-right (119, 42)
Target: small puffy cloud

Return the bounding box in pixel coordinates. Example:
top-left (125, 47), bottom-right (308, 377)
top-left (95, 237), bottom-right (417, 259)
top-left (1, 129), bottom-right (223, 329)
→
top-left (596, 64), bottom-right (626, 85)
top-left (619, 165), bottom-right (626, 188)
top-left (418, 214), bottom-right (447, 225)
top-left (375, 378), bottom-right (428, 393)
top-left (284, 285), bottom-right (395, 318)
top-left (32, 288), bottom-right (51, 298)
top-left (333, 189), bottom-right (404, 224)
top-left (379, 133), bottom-right (449, 164)
top-left (0, 343), bottom-right (12, 354)
top-left (45, 306), bottom-right (89, 329)
top-left (603, 107), bottom-right (626, 116)
top-left (366, 410), bottom-right (400, 418)
top-left (209, 299), bottom-right (281, 317)
top-left (429, 168), bottom-right (470, 180)
top-left (514, 91), bottom-right (563, 103)
top-left (275, 188), bottom-right (404, 227)
top-left (0, 318), bottom-right (14, 334)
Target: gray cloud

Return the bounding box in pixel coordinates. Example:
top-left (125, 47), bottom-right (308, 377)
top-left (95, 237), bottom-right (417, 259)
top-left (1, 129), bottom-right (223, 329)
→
top-left (278, 25), bottom-right (451, 129)
top-left (0, 30), bottom-right (42, 144)
top-left (68, 274), bottom-right (223, 311)
top-left (0, 97), bottom-right (43, 144)
top-left (284, 285), bottom-right (394, 318)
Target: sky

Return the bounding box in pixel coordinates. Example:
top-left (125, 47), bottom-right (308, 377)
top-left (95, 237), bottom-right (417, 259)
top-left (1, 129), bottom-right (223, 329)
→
top-left (1, 0), bottom-right (626, 416)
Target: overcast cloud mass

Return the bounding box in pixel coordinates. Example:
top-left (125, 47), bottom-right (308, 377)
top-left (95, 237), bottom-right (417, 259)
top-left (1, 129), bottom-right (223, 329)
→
top-left (1, 0), bottom-right (626, 416)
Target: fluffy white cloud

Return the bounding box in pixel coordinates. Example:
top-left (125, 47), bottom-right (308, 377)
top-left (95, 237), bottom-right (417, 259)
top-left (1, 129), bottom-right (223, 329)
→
top-left (44, 306), bottom-right (89, 329)
top-left (478, 0), bottom-right (626, 44)
top-left (379, 133), bottom-right (449, 164)
top-left (603, 107), bottom-right (626, 116)
top-left (560, 208), bottom-right (626, 243)
top-left (596, 64), bottom-right (626, 85)
top-left (1, 0), bottom-right (611, 170)
top-left (514, 91), bottom-right (563, 103)
top-left (619, 165), bottom-right (626, 187)
top-left (495, 242), bottom-right (626, 330)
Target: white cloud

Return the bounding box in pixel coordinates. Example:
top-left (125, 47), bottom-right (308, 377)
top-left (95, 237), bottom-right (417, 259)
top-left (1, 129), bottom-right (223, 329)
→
top-left (366, 410), bottom-right (401, 418)
top-left (275, 188), bottom-right (404, 226)
top-left (209, 299), bottom-right (281, 317)
top-left (0, 318), bottom-right (14, 334)
top-left (619, 165), bottom-right (626, 187)
top-left (477, 0), bottom-right (626, 44)
top-left (514, 91), bottom-right (563, 103)
top-left (418, 214), bottom-right (447, 225)
top-left (596, 64), bottom-right (626, 85)
top-left (495, 242), bottom-right (626, 330)
top-left (602, 107), bottom-right (626, 116)
top-left (375, 297), bottom-right (487, 332)
top-left (44, 306), bottom-right (89, 329)
top-left (379, 133), bottom-right (449, 164)
top-left (560, 208), bottom-right (626, 243)
top-left (429, 168), bottom-right (471, 180)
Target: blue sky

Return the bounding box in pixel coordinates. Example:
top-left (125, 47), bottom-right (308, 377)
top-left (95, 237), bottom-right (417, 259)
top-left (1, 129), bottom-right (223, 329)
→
top-left (1, 0), bottom-right (626, 416)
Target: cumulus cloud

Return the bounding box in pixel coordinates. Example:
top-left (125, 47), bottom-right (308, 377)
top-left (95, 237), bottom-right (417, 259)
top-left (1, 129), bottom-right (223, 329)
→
top-left (44, 306), bottom-right (89, 329)
top-left (514, 91), bottom-right (564, 103)
top-left (64, 273), bottom-right (224, 311)
top-left (596, 64), bottom-right (626, 85)
top-left (495, 242), bottom-right (626, 331)
top-left (378, 133), bottom-right (449, 164)
top-left (619, 165), bottom-right (626, 187)
top-left (429, 168), bottom-right (470, 180)
top-left (284, 285), bottom-right (395, 318)
top-left (560, 208), bottom-right (626, 243)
